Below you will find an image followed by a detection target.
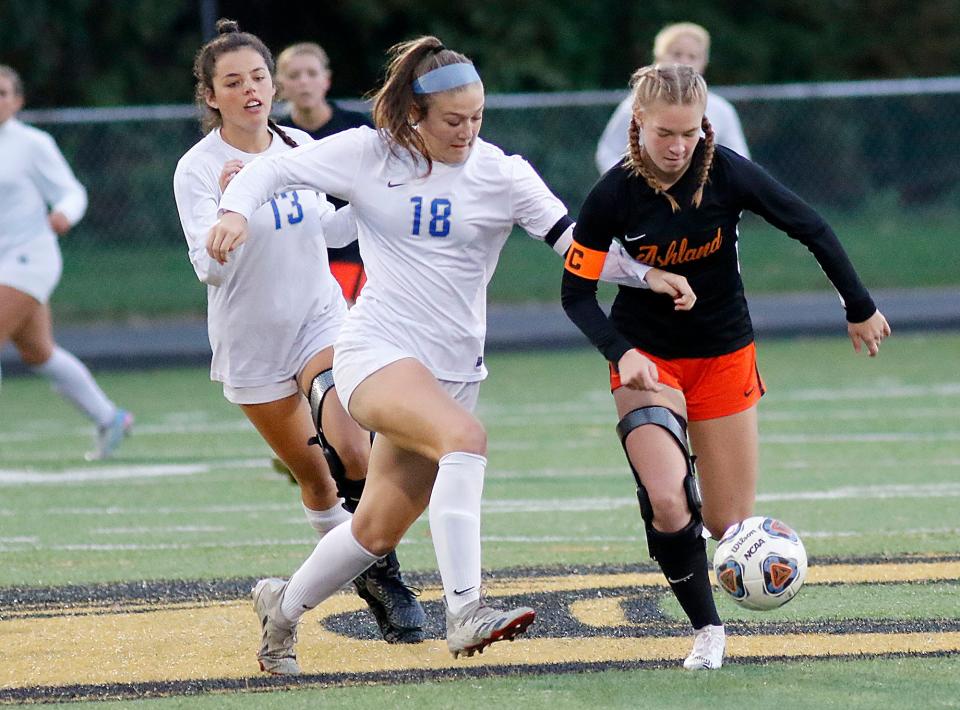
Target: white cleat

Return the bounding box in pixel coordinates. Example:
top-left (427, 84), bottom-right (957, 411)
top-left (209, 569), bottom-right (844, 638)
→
top-left (683, 623), bottom-right (726, 670)
top-left (252, 578), bottom-right (301, 675)
top-left (85, 409), bottom-right (134, 461)
top-left (445, 592), bottom-right (535, 659)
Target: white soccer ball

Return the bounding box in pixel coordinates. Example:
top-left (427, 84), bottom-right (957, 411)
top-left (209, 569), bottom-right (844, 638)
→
top-left (713, 516), bottom-right (808, 611)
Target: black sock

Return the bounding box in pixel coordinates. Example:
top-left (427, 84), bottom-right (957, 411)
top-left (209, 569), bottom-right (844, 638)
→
top-left (647, 519), bottom-right (722, 629)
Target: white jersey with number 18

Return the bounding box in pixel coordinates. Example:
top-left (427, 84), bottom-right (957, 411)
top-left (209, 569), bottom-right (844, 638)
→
top-left (219, 126), bottom-right (567, 384)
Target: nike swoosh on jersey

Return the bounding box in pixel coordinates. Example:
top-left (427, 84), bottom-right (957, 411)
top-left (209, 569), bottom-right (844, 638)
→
top-left (387, 180), bottom-right (406, 188)
top-left (623, 232), bottom-right (647, 241)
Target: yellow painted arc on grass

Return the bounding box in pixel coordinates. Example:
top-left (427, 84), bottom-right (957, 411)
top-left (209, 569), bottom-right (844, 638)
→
top-left (2, 561), bottom-right (958, 690)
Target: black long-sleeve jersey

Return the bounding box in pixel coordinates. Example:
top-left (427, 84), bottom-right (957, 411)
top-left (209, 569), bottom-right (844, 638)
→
top-left (562, 142), bottom-right (877, 362)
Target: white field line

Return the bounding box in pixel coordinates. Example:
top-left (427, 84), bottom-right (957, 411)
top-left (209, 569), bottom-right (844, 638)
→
top-left (10, 482), bottom-right (959, 521)
top-left (92, 526), bottom-right (227, 535)
top-left (480, 483), bottom-right (960, 513)
top-left (490, 431), bottom-right (960, 451)
top-left (0, 458), bottom-right (271, 485)
top-left (3, 527), bottom-right (959, 553)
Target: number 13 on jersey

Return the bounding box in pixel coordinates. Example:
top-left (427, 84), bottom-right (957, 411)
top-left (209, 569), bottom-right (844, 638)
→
top-left (410, 196), bottom-right (452, 238)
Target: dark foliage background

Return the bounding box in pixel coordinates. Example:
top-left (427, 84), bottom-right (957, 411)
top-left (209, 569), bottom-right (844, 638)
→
top-left (2, 0), bottom-right (958, 107)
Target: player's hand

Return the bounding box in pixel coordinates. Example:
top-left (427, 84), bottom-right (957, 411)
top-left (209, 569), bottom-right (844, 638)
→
top-left (206, 212), bottom-right (249, 264)
top-left (644, 268), bottom-right (696, 311)
top-left (848, 310), bottom-right (891, 357)
top-left (617, 349), bottom-right (663, 392)
top-left (218, 159), bottom-right (245, 192)
top-left (48, 211), bottom-right (71, 236)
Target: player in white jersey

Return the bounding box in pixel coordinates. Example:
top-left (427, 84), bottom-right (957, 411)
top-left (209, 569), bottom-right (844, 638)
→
top-left (210, 35), bottom-right (693, 672)
top-left (0, 65), bottom-right (132, 460)
top-left (595, 22), bottom-right (750, 173)
top-left (173, 21), bottom-right (426, 658)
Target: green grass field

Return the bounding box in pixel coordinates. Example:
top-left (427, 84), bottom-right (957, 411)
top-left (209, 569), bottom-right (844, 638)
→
top-left (2, 333), bottom-right (959, 707)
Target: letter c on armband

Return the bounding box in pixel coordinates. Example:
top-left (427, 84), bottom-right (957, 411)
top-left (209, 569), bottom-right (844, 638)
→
top-left (564, 241), bottom-right (606, 280)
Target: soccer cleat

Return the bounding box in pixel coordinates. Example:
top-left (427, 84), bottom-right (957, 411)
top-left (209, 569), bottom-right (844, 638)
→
top-left (252, 578), bottom-right (301, 675)
top-left (352, 551), bottom-right (426, 643)
top-left (683, 624), bottom-right (726, 670)
top-left (85, 409), bottom-right (134, 461)
top-left (445, 591), bottom-right (536, 658)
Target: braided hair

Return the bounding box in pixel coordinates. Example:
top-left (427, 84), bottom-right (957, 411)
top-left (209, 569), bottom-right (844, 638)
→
top-left (624, 64), bottom-right (714, 212)
top-left (192, 19), bottom-right (298, 148)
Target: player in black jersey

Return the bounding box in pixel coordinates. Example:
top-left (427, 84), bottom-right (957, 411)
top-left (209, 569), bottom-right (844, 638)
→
top-left (276, 42), bottom-right (372, 305)
top-left (562, 64), bottom-right (890, 670)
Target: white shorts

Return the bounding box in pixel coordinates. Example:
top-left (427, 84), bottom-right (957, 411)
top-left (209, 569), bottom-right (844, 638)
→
top-left (333, 329), bottom-right (481, 415)
top-left (0, 234), bottom-right (62, 303)
top-left (221, 306), bottom-right (344, 405)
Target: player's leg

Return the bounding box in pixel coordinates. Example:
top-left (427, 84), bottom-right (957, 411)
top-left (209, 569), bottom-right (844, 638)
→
top-left (688, 405), bottom-right (760, 540)
top-left (10, 300), bottom-right (132, 459)
top-left (254, 431), bottom-right (433, 674)
top-left (298, 349), bottom-right (426, 643)
top-left (349, 359), bottom-right (535, 657)
top-left (614, 384), bottom-right (724, 670)
top-left (298, 348), bottom-right (369, 507)
top-left (239, 393), bottom-right (341, 513)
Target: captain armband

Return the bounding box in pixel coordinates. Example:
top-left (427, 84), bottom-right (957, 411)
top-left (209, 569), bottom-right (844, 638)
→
top-left (563, 240), bottom-right (607, 280)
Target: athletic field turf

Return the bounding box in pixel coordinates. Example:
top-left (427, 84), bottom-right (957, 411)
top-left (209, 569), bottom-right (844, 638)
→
top-left (1, 332), bottom-right (958, 708)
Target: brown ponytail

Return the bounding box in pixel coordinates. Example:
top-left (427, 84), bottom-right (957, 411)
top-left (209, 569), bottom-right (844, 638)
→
top-left (268, 118), bottom-right (299, 148)
top-left (370, 36), bottom-right (476, 174)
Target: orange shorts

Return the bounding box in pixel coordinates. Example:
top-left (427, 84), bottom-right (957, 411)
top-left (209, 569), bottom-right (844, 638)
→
top-left (329, 261), bottom-right (366, 302)
top-left (609, 342), bottom-right (765, 421)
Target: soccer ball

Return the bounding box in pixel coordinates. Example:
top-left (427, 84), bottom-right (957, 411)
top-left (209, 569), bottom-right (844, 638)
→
top-left (712, 516), bottom-right (808, 611)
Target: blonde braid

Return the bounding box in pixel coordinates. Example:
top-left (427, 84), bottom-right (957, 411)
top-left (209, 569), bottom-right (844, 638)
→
top-left (624, 63), bottom-right (711, 212)
top-left (691, 115), bottom-right (715, 208)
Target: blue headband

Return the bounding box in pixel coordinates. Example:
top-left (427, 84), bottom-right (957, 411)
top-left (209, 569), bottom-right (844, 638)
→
top-left (412, 63), bottom-right (481, 94)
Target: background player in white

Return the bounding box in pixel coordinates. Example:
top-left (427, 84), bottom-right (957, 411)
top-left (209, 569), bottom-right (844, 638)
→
top-left (595, 22), bottom-right (750, 173)
top-left (209, 35), bottom-right (693, 672)
top-left (173, 20), bottom-right (425, 655)
top-left (0, 64), bottom-right (132, 461)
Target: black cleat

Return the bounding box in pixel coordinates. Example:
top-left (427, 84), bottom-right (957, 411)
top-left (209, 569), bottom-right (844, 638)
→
top-left (353, 550), bottom-right (426, 643)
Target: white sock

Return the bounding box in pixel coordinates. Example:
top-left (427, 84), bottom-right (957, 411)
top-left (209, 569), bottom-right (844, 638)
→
top-left (302, 500), bottom-right (352, 536)
top-left (280, 520), bottom-right (380, 622)
top-left (31, 347), bottom-right (115, 427)
top-left (430, 451), bottom-right (486, 615)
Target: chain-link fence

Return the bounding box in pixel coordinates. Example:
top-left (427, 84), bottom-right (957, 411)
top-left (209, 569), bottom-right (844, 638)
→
top-left (18, 77), bottom-right (960, 318)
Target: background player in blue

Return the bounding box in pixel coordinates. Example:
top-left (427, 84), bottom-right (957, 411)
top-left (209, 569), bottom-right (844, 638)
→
top-left (276, 42), bottom-right (372, 304)
top-left (0, 65), bottom-right (132, 461)
top-left (563, 64), bottom-right (890, 669)
top-left (211, 36), bottom-right (689, 672)
top-left (173, 21), bottom-right (425, 660)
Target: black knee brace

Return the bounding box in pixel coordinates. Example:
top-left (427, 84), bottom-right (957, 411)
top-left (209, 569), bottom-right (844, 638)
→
top-left (308, 369), bottom-right (364, 511)
top-left (615, 406), bottom-right (703, 531)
